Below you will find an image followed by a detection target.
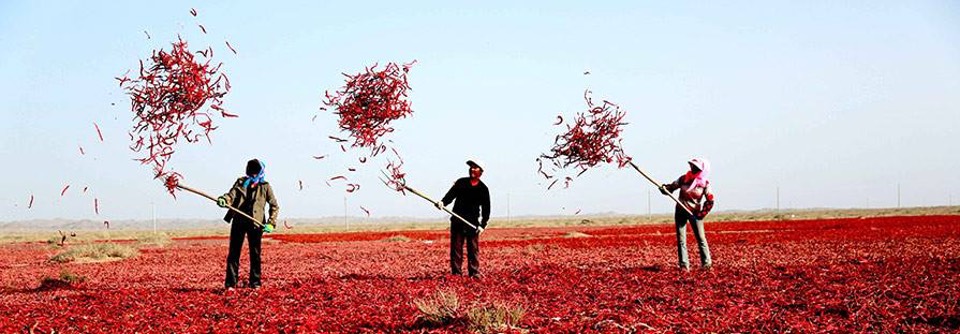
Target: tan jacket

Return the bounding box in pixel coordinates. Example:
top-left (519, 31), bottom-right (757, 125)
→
top-left (221, 177), bottom-right (280, 225)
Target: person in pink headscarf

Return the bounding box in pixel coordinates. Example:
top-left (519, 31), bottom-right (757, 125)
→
top-left (660, 158), bottom-right (714, 270)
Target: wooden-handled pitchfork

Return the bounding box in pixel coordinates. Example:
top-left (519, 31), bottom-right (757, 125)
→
top-left (379, 171), bottom-right (479, 230)
top-left (626, 161), bottom-right (695, 216)
top-left (176, 183), bottom-right (264, 228)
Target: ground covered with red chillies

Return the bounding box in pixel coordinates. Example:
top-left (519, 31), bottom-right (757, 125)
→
top-left (1, 215), bottom-right (958, 332)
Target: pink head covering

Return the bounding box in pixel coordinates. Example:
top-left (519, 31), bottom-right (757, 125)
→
top-left (685, 158), bottom-right (710, 189)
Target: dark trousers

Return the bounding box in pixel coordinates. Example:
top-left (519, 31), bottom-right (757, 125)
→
top-left (450, 228), bottom-right (480, 276)
top-left (225, 220), bottom-right (263, 287)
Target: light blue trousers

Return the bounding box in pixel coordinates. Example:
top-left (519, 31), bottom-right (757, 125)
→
top-left (675, 207), bottom-right (712, 269)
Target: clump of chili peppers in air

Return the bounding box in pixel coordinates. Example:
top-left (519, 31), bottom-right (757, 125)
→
top-left (321, 61), bottom-right (416, 194)
top-left (538, 90), bottom-right (630, 189)
top-left (322, 61), bottom-right (416, 154)
top-left (118, 37), bottom-right (232, 197)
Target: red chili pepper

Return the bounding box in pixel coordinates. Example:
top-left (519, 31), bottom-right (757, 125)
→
top-left (298, 180), bottom-right (303, 190)
top-left (190, 8), bottom-right (197, 16)
top-left (94, 122), bottom-right (104, 142)
top-left (198, 24), bottom-right (207, 34)
top-left (225, 41), bottom-right (237, 55)
top-left (283, 220), bottom-right (292, 229)
top-left (79, 145), bottom-right (85, 155)
top-left (28, 194), bottom-right (34, 209)
top-left (329, 175), bottom-right (347, 181)
top-left (94, 198), bottom-right (100, 215)
top-left (313, 155), bottom-right (327, 160)
top-left (359, 205), bottom-right (371, 217)
top-left (143, 30), bottom-right (151, 39)
top-left (60, 185), bottom-right (70, 197)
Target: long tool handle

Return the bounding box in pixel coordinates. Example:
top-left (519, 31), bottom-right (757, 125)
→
top-left (627, 161), bottom-right (695, 216)
top-left (403, 185), bottom-right (479, 230)
top-left (176, 183), bottom-right (264, 227)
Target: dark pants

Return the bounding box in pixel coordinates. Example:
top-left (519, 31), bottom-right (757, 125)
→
top-left (225, 220), bottom-right (263, 288)
top-left (450, 227), bottom-right (480, 276)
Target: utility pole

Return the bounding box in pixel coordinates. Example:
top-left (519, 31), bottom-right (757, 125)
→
top-left (897, 183), bottom-right (901, 208)
top-left (343, 196), bottom-right (348, 229)
top-left (507, 193), bottom-right (511, 224)
top-left (776, 186), bottom-right (780, 217)
top-left (152, 202), bottom-right (157, 233)
top-left (647, 190), bottom-right (651, 218)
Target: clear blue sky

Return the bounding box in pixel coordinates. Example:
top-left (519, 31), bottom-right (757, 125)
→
top-left (2, 1), bottom-right (958, 221)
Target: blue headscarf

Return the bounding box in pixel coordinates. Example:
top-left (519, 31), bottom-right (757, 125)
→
top-left (243, 160), bottom-right (265, 189)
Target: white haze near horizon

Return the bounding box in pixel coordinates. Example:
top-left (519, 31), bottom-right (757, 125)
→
top-left (1, 1), bottom-right (958, 222)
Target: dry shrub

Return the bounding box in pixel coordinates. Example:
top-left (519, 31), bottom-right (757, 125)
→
top-left (137, 233), bottom-right (172, 247)
top-left (382, 235), bottom-right (412, 242)
top-left (50, 243), bottom-right (138, 263)
top-left (563, 231), bottom-right (591, 238)
top-left (413, 289), bottom-right (460, 325)
top-left (467, 301), bottom-right (526, 333)
top-left (38, 269), bottom-right (86, 290)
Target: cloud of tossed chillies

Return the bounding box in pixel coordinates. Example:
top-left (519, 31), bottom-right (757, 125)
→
top-left (538, 90), bottom-right (630, 189)
top-left (322, 61), bottom-right (416, 194)
top-left (119, 37), bottom-right (233, 197)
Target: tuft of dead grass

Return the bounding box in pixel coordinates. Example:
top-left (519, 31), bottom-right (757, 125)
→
top-left (38, 269), bottom-right (86, 290)
top-left (466, 301), bottom-right (526, 333)
top-left (413, 289), bottom-right (460, 326)
top-left (563, 231), bottom-right (591, 238)
top-left (49, 243), bottom-right (138, 263)
top-left (137, 233), bottom-right (172, 247)
top-left (381, 235), bottom-right (412, 242)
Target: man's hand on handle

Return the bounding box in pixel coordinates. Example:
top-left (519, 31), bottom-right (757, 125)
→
top-left (217, 196), bottom-right (227, 208)
top-left (435, 200), bottom-right (445, 210)
top-left (659, 184), bottom-right (670, 195)
top-left (476, 226), bottom-right (484, 235)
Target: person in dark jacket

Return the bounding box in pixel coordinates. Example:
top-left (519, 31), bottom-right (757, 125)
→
top-left (660, 158), bottom-right (714, 270)
top-left (217, 159), bottom-right (280, 290)
top-left (436, 160), bottom-right (491, 277)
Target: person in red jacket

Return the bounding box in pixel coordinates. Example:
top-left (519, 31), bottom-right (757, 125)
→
top-left (436, 160), bottom-right (491, 278)
top-left (661, 158), bottom-right (714, 270)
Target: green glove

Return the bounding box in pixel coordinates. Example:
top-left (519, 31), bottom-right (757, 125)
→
top-left (217, 196), bottom-right (227, 208)
top-left (263, 223), bottom-right (275, 233)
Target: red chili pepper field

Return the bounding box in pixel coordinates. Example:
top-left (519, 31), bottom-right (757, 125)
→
top-left (1, 215), bottom-right (958, 332)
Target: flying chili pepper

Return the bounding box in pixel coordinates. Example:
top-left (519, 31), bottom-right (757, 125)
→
top-left (359, 205), bottom-right (371, 217)
top-left (60, 185), bottom-right (70, 197)
top-left (190, 8), bottom-right (197, 16)
top-left (94, 122), bottom-right (104, 142)
top-left (28, 195), bottom-right (34, 209)
top-left (225, 41), bottom-right (237, 55)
